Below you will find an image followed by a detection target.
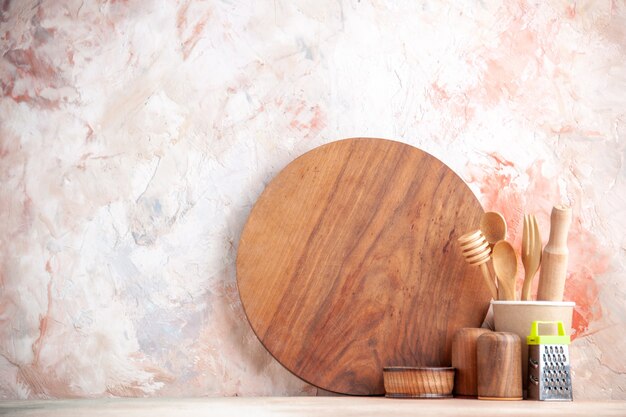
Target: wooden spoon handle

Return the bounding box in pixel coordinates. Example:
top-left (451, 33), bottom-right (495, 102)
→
top-left (496, 275), bottom-right (515, 301)
top-left (480, 263), bottom-right (498, 300)
top-left (521, 271), bottom-right (534, 301)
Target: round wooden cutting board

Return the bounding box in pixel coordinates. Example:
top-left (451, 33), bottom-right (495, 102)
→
top-left (236, 138), bottom-right (489, 395)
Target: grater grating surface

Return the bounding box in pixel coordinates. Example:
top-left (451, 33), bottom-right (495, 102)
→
top-left (527, 321), bottom-right (573, 401)
top-left (528, 344), bottom-right (573, 401)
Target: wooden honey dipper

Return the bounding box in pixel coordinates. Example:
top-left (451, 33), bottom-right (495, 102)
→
top-left (458, 230), bottom-right (498, 300)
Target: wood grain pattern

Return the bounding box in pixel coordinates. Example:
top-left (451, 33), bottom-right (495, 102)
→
top-left (477, 332), bottom-right (522, 400)
top-left (383, 367), bottom-right (454, 398)
top-left (236, 138), bottom-right (489, 395)
top-left (452, 328), bottom-right (492, 397)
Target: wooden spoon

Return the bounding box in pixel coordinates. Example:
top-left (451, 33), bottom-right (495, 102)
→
top-left (458, 230), bottom-right (498, 300)
top-left (480, 212), bottom-right (507, 246)
top-left (491, 240), bottom-right (517, 301)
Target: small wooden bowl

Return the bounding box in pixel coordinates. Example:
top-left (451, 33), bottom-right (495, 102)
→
top-left (383, 367), bottom-right (455, 398)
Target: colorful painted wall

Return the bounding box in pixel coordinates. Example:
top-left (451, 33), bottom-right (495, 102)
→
top-left (1, 0), bottom-right (624, 399)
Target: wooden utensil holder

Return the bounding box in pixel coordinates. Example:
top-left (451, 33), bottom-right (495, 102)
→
top-left (477, 332), bottom-right (522, 400)
top-left (452, 328), bottom-right (492, 397)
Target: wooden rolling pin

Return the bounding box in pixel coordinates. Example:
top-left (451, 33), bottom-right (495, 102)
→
top-left (537, 205), bottom-right (572, 301)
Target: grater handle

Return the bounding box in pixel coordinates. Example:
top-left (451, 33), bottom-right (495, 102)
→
top-left (530, 320), bottom-right (565, 336)
top-left (529, 321), bottom-right (566, 337)
top-left (527, 321), bottom-right (570, 345)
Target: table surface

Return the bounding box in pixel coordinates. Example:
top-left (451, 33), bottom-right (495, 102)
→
top-left (1, 397), bottom-right (625, 417)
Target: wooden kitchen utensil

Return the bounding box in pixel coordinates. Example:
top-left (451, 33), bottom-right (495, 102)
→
top-left (477, 332), bottom-right (523, 400)
top-left (237, 138), bottom-right (490, 395)
top-left (521, 214), bottom-right (542, 301)
top-left (480, 212), bottom-right (507, 246)
top-left (452, 328), bottom-right (492, 397)
top-left (458, 230), bottom-right (498, 300)
top-left (492, 241), bottom-right (517, 301)
top-left (480, 212), bottom-right (507, 300)
top-left (537, 205), bottom-right (572, 301)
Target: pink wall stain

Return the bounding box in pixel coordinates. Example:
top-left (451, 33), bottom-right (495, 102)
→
top-left (176, 1), bottom-right (213, 60)
top-left (566, 3), bottom-right (577, 19)
top-left (564, 221), bottom-right (609, 338)
top-left (427, 81), bottom-right (475, 132)
top-left (0, 6), bottom-right (68, 108)
top-left (2, 48), bottom-right (60, 107)
top-left (427, 1), bottom-right (586, 138)
top-left (287, 101), bottom-right (326, 139)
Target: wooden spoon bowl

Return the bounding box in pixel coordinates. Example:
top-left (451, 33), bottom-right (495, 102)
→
top-left (492, 240), bottom-right (517, 301)
top-left (480, 212), bottom-right (507, 246)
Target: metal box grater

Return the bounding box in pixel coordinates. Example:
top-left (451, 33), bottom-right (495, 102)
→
top-left (527, 321), bottom-right (573, 401)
